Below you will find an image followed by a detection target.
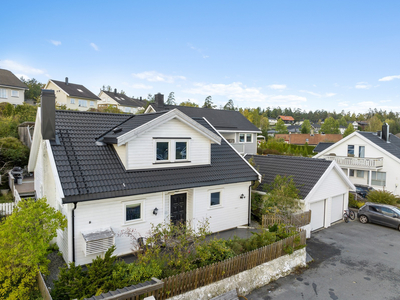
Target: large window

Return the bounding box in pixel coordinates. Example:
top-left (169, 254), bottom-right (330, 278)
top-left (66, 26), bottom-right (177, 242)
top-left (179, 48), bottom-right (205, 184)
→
top-left (124, 200), bottom-right (144, 223)
top-left (70, 98), bottom-right (75, 104)
top-left (11, 90), bottom-right (19, 97)
top-left (210, 192), bottom-right (221, 206)
top-left (370, 171), bottom-right (386, 186)
top-left (348, 145), bottom-right (354, 156)
top-left (239, 133), bottom-right (252, 143)
top-left (156, 142), bottom-right (169, 161)
top-left (78, 100), bottom-right (87, 107)
top-left (356, 170), bottom-right (365, 178)
top-left (359, 146), bottom-right (365, 158)
top-left (175, 142), bottom-right (187, 160)
top-left (0, 89), bottom-right (7, 98)
top-left (155, 139), bottom-right (189, 162)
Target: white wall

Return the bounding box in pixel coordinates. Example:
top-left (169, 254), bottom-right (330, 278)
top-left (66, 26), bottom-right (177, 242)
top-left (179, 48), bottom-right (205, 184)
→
top-left (125, 118), bottom-right (211, 170)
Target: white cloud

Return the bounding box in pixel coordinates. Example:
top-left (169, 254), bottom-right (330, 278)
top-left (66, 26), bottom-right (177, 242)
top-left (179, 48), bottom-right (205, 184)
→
top-left (50, 40), bottom-right (61, 46)
top-left (300, 90), bottom-right (321, 97)
top-left (338, 101), bottom-right (349, 107)
top-left (131, 83), bottom-right (153, 89)
top-left (0, 60), bottom-right (45, 75)
top-left (15, 74), bottom-right (30, 80)
top-left (378, 75), bottom-right (400, 82)
top-left (355, 82), bottom-right (371, 89)
top-left (268, 84), bottom-right (286, 90)
top-left (380, 100), bottom-right (392, 103)
top-left (90, 42), bottom-right (99, 51)
top-left (132, 71), bottom-right (186, 83)
top-left (325, 93), bottom-right (336, 97)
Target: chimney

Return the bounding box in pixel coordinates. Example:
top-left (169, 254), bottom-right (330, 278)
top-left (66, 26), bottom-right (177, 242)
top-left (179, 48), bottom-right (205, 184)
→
top-left (377, 130), bottom-right (382, 138)
top-left (65, 77), bottom-right (68, 85)
top-left (382, 123), bottom-right (390, 143)
top-left (155, 93), bottom-right (164, 108)
top-left (114, 88), bottom-right (117, 95)
top-left (140, 96), bottom-right (142, 101)
top-left (41, 89), bottom-right (56, 140)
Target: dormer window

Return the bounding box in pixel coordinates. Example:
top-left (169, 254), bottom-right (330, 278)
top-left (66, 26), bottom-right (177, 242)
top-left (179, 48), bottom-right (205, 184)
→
top-left (154, 139), bottom-right (189, 163)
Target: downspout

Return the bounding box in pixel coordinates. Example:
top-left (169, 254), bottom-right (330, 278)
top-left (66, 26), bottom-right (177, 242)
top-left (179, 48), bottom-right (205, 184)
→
top-left (72, 202), bottom-right (77, 263)
top-left (248, 184), bottom-right (252, 226)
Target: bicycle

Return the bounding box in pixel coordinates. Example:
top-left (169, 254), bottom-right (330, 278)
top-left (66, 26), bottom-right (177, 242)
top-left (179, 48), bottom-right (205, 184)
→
top-left (343, 209), bottom-right (356, 223)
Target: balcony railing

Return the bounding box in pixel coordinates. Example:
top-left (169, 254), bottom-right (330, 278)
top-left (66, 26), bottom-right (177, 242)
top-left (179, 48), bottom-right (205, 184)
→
top-left (323, 155), bottom-right (383, 168)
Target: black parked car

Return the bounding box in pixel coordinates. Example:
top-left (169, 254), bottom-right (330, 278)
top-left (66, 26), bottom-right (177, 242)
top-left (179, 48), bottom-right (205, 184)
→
top-left (358, 202), bottom-right (400, 231)
top-left (354, 184), bottom-right (375, 198)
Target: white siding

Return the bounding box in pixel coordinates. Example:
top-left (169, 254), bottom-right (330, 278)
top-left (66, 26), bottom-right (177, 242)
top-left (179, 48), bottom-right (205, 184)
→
top-left (126, 118), bottom-right (211, 170)
top-left (309, 168), bottom-right (349, 202)
top-left (113, 145), bottom-right (127, 168)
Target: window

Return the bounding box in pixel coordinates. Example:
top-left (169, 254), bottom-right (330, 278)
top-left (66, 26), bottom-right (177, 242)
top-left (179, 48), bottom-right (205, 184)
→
top-left (356, 170), bottom-right (364, 178)
top-left (124, 200), bottom-right (144, 223)
top-left (359, 146), bottom-right (365, 158)
top-left (210, 192), bottom-right (221, 206)
top-left (246, 134), bottom-right (252, 143)
top-left (349, 169), bottom-right (354, 177)
top-left (380, 207), bottom-right (395, 217)
top-left (348, 145), bottom-right (354, 156)
top-left (370, 171), bottom-right (386, 186)
top-left (78, 100), bottom-right (87, 107)
top-left (11, 90), bottom-right (19, 97)
top-left (90, 101), bottom-right (94, 107)
top-left (124, 107), bottom-right (131, 113)
top-left (239, 133), bottom-right (245, 143)
top-left (175, 142), bottom-right (187, 160)
top-left (70, 98), bottom-right (75, 104)
top-left (0, 89), bottom-right (7, 98)
top-left (156, 142), bottom-right (169, 161)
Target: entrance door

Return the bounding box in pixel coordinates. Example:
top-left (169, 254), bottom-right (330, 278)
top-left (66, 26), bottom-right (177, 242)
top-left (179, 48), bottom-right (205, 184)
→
top-left (170, 193), bottom-right (187, 225)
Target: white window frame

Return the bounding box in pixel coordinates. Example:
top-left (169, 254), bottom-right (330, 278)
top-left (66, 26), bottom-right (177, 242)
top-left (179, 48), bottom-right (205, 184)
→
top-left (90, 101), bottom-right (94, 107)
top-left (371, 171), bottom-right (386, 186)
top-left (0, 88), bottom-right (7, 99)
top-left (246, 133), bottom-right (252, 143)
top-left (11, 90), bottom-right (19, 97)
top-left (208, 189), bottom-right (223, 209)
top-left (239, 133), bottom-right (252, 143)
top-left (154, 139), bottom-right (190, 163)
top-left (356, 170), bottom-right (364, 178)
top-left (123, 200), bottom-right (145, 225)
top-left (239, 133), bottom-right (245, 143)
top-left (70, 98), bottom-right (75, 104)
top-left (78, 100), bottom-right (87, 107)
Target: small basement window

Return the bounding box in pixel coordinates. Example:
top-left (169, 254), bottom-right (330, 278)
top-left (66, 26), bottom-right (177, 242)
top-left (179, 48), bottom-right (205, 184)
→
top-left (81, 227), bottom-right (115, 256)
top-left (124, 200), bottom-right (144, 224)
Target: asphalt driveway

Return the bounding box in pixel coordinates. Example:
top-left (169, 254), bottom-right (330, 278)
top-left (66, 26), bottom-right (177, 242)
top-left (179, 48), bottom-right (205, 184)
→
top-left (247, 220), bottom-right (400, 300)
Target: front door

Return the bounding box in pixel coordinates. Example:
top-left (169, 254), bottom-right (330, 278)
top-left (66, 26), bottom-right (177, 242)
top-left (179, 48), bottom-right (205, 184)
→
top-left (170, 193), bottom-right (187, 226)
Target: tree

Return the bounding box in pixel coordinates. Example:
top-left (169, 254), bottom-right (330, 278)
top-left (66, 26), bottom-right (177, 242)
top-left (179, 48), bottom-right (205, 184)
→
top-left (120, 90), bottom-right (126, 95)
top-left (320, 117), bottom-right (340, 134)
top-left (223, 99), bottom-right (236, 111)
top-left (0, 137), bottom-right (30, 167)
top-left (275, 118), bottom-right (288, 134)
top-left (301, 119), bottom-right (311, 134)
top-left (366, 116), bottom-right (383, 132)
top-left (20, 78), bottom-right (45, 102)
top-left (343, 123), bottom-right (355, 138)
top-left (0, 198), bottom-right (67, 299)
top-left (146, 93), bottom-right (155, 103)
top-left (385, 119), bottom-right (400, 135)
top-left (179, 100), bottom-right (199, 107)
top-left (166, 92), bottom-right (176, 105)
top-left (338, 116), bottom-right (348, 127)
top-left (202, 96), bottom-right (216, 109)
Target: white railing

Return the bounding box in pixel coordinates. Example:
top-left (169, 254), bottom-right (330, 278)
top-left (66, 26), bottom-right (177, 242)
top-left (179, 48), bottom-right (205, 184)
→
top-left (230, 143), bottom-right (245, 154)
top-left (14, 188), bottom-right (21, 204)
top-left (8, 171), bottom-right (15, 195)
top-left (324, 155), bottom-right (384, 168)
top-left (0, 202), bottom-right (15, 216)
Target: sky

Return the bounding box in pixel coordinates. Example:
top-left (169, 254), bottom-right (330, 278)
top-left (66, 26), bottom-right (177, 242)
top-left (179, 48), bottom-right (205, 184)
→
top-left (1, 1), bottom-right (399, 113)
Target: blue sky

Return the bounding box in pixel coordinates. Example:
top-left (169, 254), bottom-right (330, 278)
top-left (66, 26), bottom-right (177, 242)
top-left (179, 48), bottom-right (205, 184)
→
top-left (1, 1), bottom-right (399, 113)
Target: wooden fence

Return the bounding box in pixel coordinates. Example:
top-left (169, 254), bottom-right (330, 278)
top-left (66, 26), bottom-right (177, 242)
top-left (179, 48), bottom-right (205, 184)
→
top-left (262, 210), bottom-right (312, 228)
top-left (37, 271), bottom-right (52, 300)
top-left (157, 230), bottom-right (306, 300)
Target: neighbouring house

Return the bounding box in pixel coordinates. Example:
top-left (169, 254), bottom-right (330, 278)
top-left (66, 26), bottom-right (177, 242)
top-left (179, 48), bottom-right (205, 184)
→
top-left (287, 125), bottom-right (301, 133)
top-left (98, 89), bottom-right (145, 114)
top-left (275, 133), bottom-right (343, 145)
top-left (0, 68), bottom-right (28, 105)
top-left (245, 155), bottom-right (355, 237)
top-left (357, 120), bottom-right (369, 130)
top-left (145, 94), bottom-right (261, 155)
top-left (311, 123), bottom-right (321, 133)
top-left (339, 125), bottom-right (347, 134)
top-left (44, 77), bottom-right (100, 111)
top-left (28, 90), bottom-right (260, 266)
top-left (268, 117), bottom-right (277, 126)
top-left (277, 115), bottom-right (294, 125)
top-left (349, 121), bottom-right (359, 131)
top-left (314, 124), bottom-right (400, 196)
top-left (313, 142), bottom-right (335, 153)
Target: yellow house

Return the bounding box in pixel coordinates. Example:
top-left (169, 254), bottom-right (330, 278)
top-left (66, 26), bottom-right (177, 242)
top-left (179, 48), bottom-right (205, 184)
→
top-left (44, 77), bottom-right (100, 111)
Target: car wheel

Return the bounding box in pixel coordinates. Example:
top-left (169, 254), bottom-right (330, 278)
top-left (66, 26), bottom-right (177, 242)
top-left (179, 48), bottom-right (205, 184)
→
top-left (359, 215), bottom-right (368, 224)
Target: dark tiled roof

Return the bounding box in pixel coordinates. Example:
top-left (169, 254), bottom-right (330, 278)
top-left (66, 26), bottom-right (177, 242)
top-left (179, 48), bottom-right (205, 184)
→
top-left (151, 104), bottom-right (261, 132)
top-left (51, 110), bottom-right (258, 203)
top-left (102, 90), bottom-right (145, 108)
top-left (358, 132), bottom-right (400, 160)
top-left (245, 155), bottom-right (332, 199)
top-left (0, 69), bottom-right (28, 89)
top-left (313, 142), bottom-right (334, 153)
top-left (51, 79), bottom-right (100, 100)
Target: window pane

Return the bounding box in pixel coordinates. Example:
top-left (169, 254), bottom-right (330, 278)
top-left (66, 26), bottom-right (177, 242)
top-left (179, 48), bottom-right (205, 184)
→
top-left (70, 98), bottom-right (75, 104)
top-left (79, 100), bottom-right (87, 107)
top-left (176, 142), bottom-right (187, 160)
top-left (372, 171), bottom-right (386, 186)
top-left (348, 145), bottom-right (354, 155)
top-left (356, 170), bottom-right (364, 178)
top-left (349, 169), bottom-right (354, 176)
top-left (156, 142), bottom-right (169, 160)
top-left (0, 89), bottom-right (7, 98)
top-left (211, 192), bottom-right (220, 206)
top-left (90, 101), bottom-right (94, 106)
top-left (126, 204), bottom-right (141, 221)
top-left (246, 134), bottom-right (252, 142)
top-left (239, 134), bottom-right (245, 142)
top-left (359, 146), bottom-right (365, 158)
top-left (11, 90), bottom-right (18, 97)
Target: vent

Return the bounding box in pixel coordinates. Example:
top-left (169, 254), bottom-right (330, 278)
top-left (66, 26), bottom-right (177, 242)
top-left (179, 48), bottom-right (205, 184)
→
top-left (82, 228), bottom-right (115, 256)
top-left (113, 127), bottom-right (122, 134)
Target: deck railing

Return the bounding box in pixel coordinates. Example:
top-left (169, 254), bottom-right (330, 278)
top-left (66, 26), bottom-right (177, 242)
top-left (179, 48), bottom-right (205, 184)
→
top-left (324, 155), bottom-right (383, 168)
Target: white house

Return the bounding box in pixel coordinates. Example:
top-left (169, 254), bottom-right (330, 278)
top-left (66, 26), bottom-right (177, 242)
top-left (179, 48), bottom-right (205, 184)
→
top-left (28, 90), bottom-right (260, 266)
top-left (314, 124), bottom-right (400, 196)
top-left (98, 89), bottom-right (145, 114)
top-left (145, 94), bottom-right (261, 155)
top-left (0, 68), bottom-right (28, 105)
top-left (44, 77), bottom-right (101, 111)
top-left (246, 155), bottom-right (355, 237)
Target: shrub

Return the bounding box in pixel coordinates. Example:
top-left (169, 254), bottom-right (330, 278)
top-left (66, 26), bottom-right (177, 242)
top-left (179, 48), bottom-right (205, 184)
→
top-left (348, 193), bottom-right (365, 208)
top-left (0, 137), bottom-right (30, 167)
top-left (366, 190), bottom-right (399, 206)
top-left (195, 239), bottom-right (235, 267)
top-left (0, 116), bottom-right (20, 139)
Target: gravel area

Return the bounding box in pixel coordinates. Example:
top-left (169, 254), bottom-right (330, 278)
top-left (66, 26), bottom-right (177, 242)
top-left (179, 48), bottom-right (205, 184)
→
top-left (43, 251), bottom-right (67, 291)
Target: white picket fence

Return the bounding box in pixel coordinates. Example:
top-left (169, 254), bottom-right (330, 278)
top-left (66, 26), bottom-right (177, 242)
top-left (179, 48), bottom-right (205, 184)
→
top-left (0, 202), bottom-right (15, 216)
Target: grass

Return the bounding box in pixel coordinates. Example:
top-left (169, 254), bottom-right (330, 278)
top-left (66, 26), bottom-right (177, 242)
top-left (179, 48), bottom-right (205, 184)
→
top-left (0, 191), bottom-right (13, 203)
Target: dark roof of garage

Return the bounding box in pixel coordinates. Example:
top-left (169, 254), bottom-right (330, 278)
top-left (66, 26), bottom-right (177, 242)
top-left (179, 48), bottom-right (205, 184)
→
top-left (245, 155), bottom-right (332, 199)
top-left (51, 110), bottom-right (258, 203)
